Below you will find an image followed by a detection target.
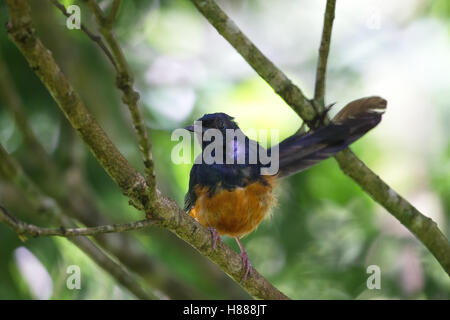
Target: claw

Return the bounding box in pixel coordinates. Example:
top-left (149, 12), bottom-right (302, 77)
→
top-left (310, 102), bottom-right (336, 128)
top-left (208, 226), bottom-right (221, 251)
top-left (239, 250), bottom-right (251, 283)
top-left (235, 237), bottom-right (252, 283)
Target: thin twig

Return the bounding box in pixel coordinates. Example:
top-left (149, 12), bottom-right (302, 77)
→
top-left (314, 0), bottom-right (336, 108)
top-left (0, 205), bottom-right (158, 237)
top-left (107, 0), bottom-right (122, 26)
top-left (86, 0), bottom-right (156, 199)
top-left (49, 0), bottom-right (117, 70)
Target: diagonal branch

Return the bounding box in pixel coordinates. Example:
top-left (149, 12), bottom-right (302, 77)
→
top-left (5, 0), bottom-right (289, 300)
top-left (314, 0), bottom-right (336, 108)
top-left (188, 0), bottom-right (450, 275)
top-left (335, 149), bottom-right (450, 273)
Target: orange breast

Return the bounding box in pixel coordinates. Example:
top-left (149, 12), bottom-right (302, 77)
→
top-left (189, 176), bottom-right (277, 238)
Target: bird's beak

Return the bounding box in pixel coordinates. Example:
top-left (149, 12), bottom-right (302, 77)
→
top-left (184, 125), bottom-right (195, 132)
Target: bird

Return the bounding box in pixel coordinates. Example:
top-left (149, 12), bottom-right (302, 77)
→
top-left (183, 96), bottom-right (387, 282)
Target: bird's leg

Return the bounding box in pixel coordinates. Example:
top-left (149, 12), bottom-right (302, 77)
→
top-left (235, 237), bottom-right (251, 283)
top-left (208, 226), bottom-right (222, 251)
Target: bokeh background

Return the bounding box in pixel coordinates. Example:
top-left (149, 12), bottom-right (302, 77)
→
top-left (0, 0), bottom-right (449, 299)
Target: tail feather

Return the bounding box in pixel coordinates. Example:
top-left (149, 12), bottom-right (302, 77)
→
top-left (273, 96), bottom-right (386, 178)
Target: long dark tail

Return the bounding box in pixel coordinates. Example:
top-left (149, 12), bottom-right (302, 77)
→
top-left (273, 96), bottom-right (387, 178)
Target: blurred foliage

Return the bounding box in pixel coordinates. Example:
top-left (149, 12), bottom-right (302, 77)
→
top-left (0, 0), bottom-right (449, 300)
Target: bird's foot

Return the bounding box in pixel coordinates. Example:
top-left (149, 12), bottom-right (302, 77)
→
top-left (235, 237), bottom-right (252, 283)
top-left (208, 226), bottom-right (222, 251)
top-left (239, 250), bottom-right (252, 283)
top-left (310, 102), bottom-right (336, 129)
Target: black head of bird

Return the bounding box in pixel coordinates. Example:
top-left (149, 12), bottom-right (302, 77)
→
top-left (185, 112), bottom-right (239, 132)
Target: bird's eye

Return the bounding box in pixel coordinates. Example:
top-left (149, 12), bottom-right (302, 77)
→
top-left (216, 118), bottom-right (225, 129)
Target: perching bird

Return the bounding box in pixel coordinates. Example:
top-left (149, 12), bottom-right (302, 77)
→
top-left (184, 96), bottom-right (387, 282)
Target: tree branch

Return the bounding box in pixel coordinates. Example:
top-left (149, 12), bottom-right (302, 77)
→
top-left (314, 0), bottom-right (336, 108)
top-left (68, 235), bottom-right (158, 300)
top-left (188, 0), bottom-right (450, 275)
top-left (86, 0), bottom-right (156, 199)
top-left (335, 149), bottom-right (450, 273)
top-left (49, 0), bottom-right (117, 70)
top-left (5, 0), bottom-right (289, 300)
top-left (107, 0), bottom-right (122, 26)
top-left (0, 206), bottom-right (159, 237)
